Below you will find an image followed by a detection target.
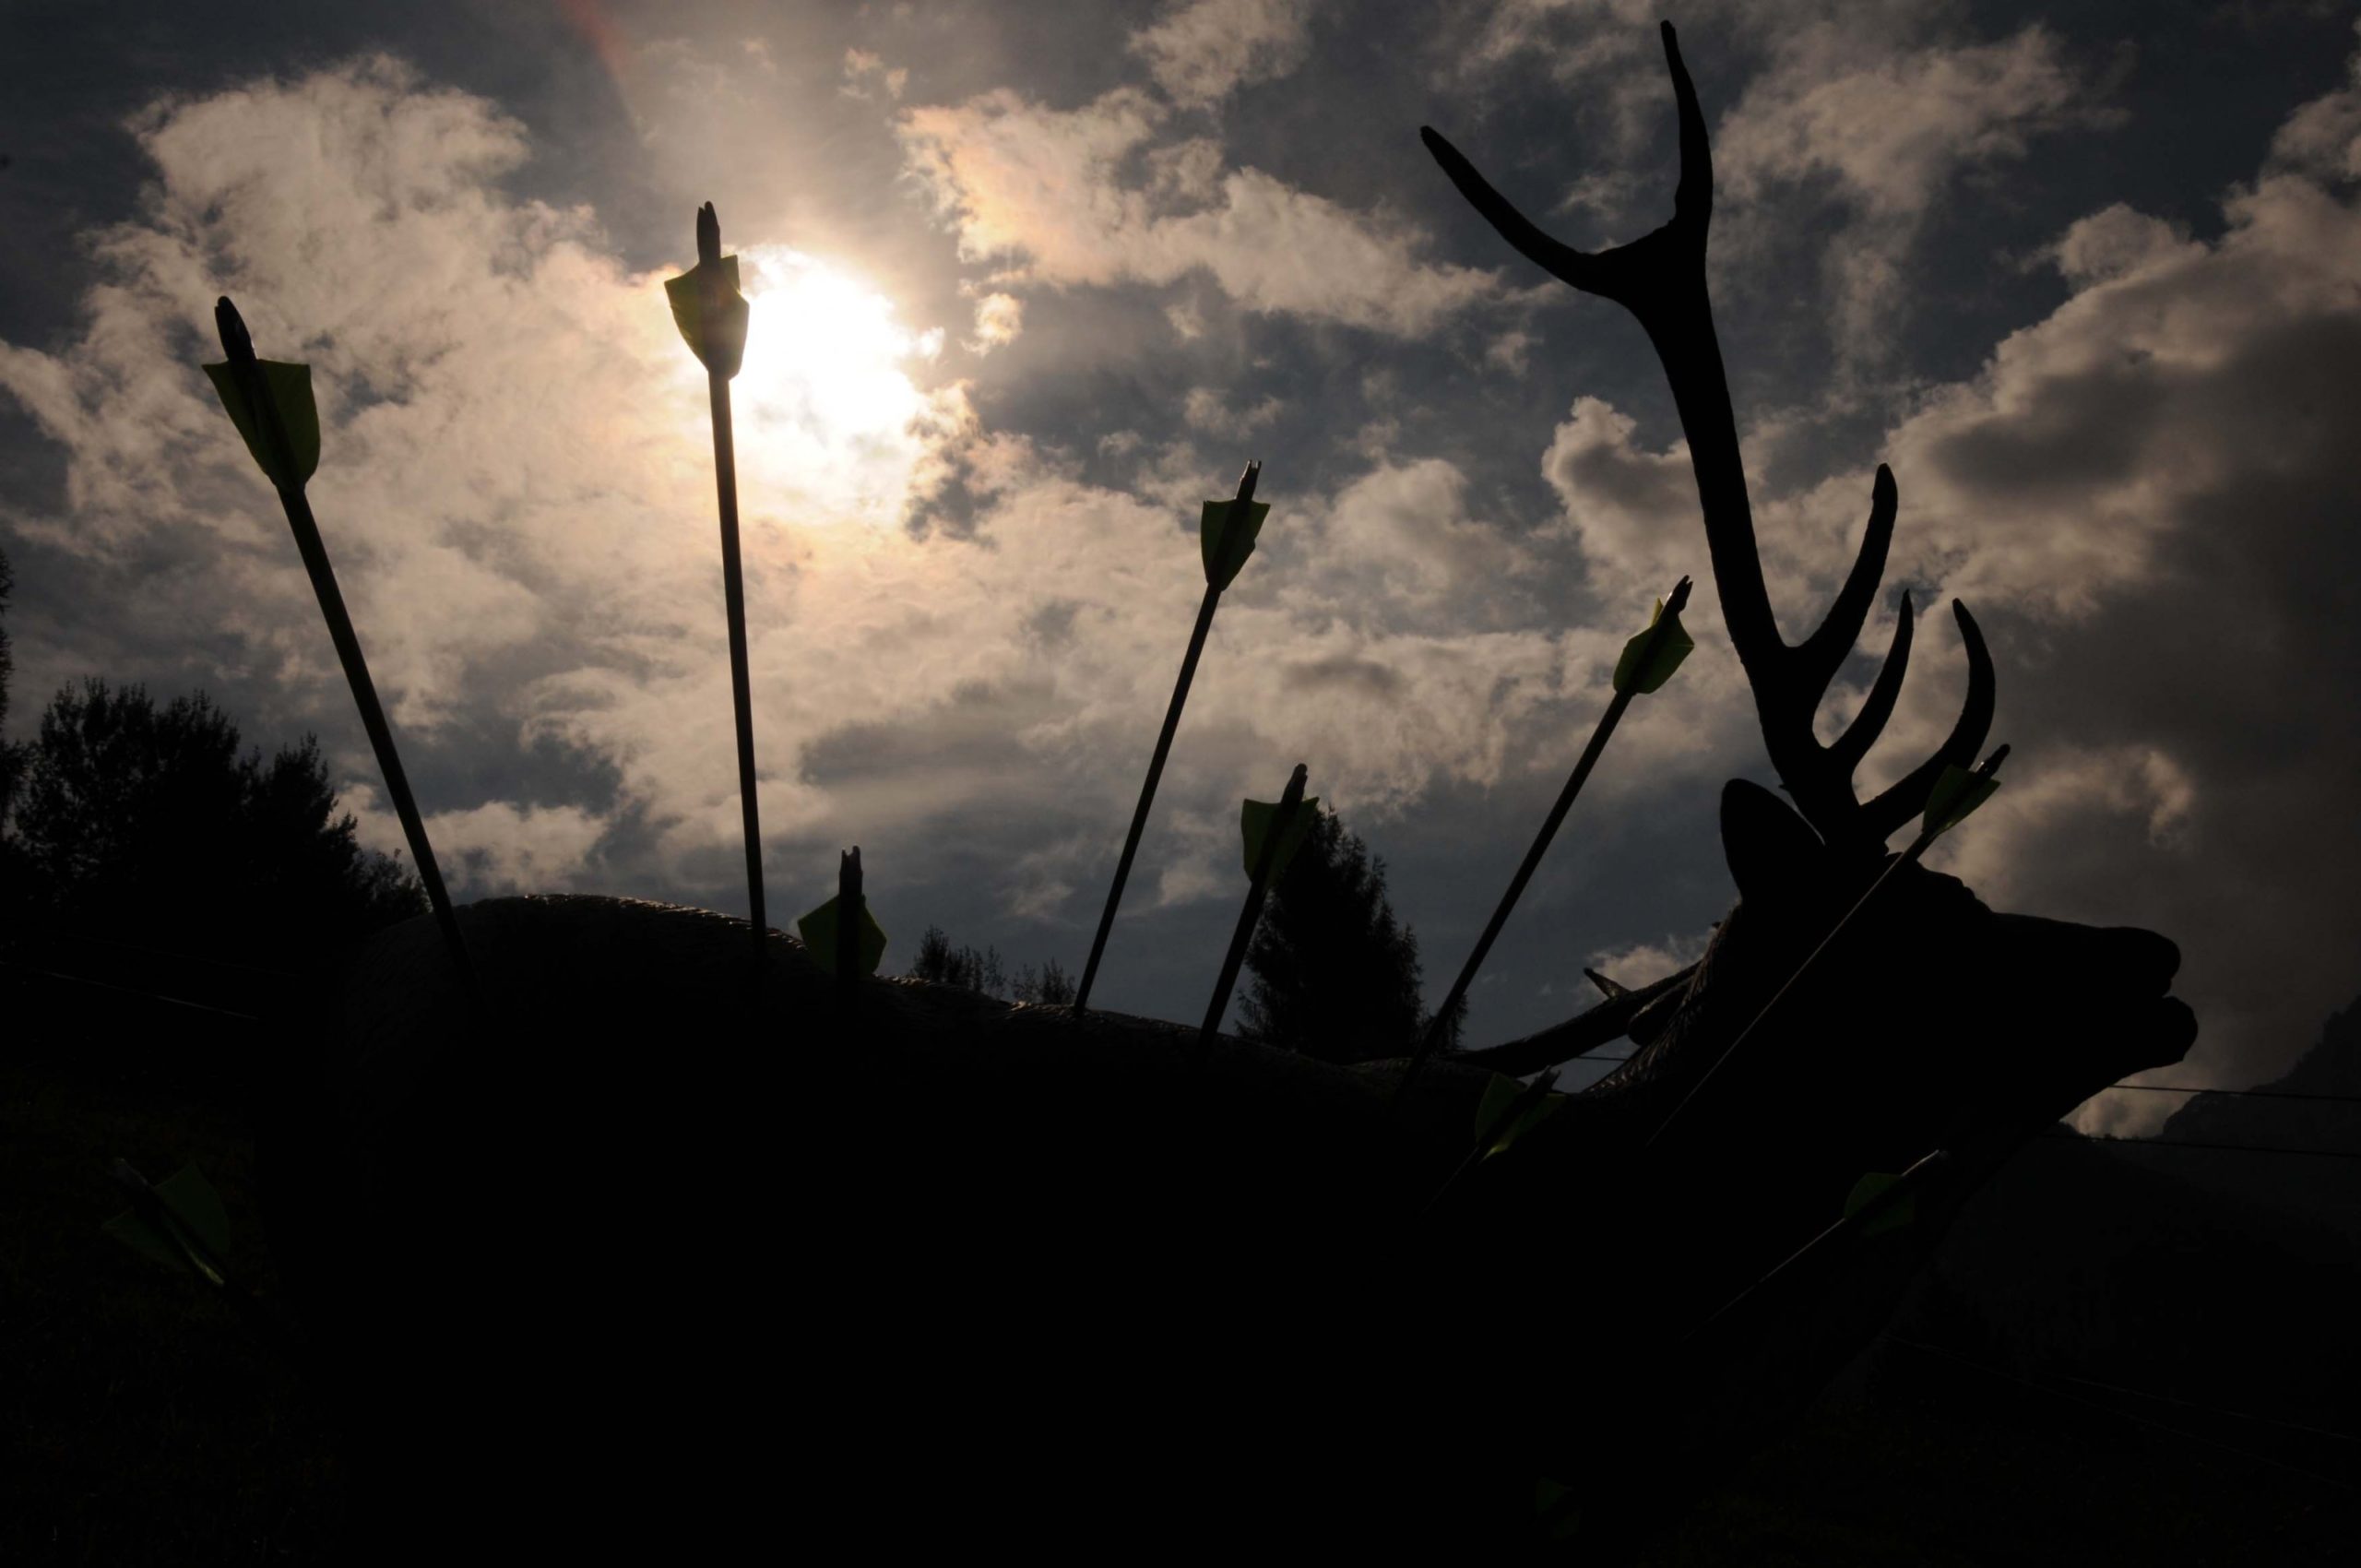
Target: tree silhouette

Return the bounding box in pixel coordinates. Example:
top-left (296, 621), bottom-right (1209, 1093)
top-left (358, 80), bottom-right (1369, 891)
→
top-left (909, 924), bottom-right (1006, 994)
top-left (1240, 804), bottom-right (1463, 1063)
top-left (0, 546), bottom-right (25, 926)
top-left (0, 542), bottom-right (18, 823)
top-left (8, 678), bottom-right (423, 965)
top-left (909, 922), bottom-right (1074, 1004)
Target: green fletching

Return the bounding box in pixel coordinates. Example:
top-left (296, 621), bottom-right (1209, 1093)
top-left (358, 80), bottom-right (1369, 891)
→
top-left (665, 255), bottom-right (750, 378)
top-left (1844, 1170), bottom-right (1916, 1240)
top-left (1200, 498), bottom-right (1271, 592)
top-left (1923, 763), bottom-right (2000, 837)
top-left (798, 893), bottom-right (888, 977)
top-left (1476, 1074), bottom-right (1520, 1140)
top-left (202, 360), bottom-right (320, 488)
top-left (102, 1163), bottom-right (231, 1287)
top-left (1534, 1479), bottom-right (1581, 1540)
top-left (1474, 1073), bottom-right (1567, 1160)
top-left (1612, 597), bottom-right (1695, 695)
top-left (1240, 794), bottom-right (1317, 880)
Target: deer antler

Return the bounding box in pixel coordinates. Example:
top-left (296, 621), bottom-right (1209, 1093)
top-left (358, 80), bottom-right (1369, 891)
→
top-left (1424, 22), bottom-right (1991, 853)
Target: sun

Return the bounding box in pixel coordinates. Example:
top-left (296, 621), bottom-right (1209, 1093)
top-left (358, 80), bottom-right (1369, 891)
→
top-left (727, 245), bottom-right (945, 527)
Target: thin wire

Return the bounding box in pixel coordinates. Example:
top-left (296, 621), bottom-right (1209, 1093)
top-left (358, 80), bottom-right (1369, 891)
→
top-left (1881, 1336), bottom-right (2355, 1493)
top-left (2049, 1371), bottom-right (2361, 1446)
top-left (2094, 1083), bottom-right (2361, 1107)
top-left (0, 957), bottom-right (263, 1023)
top-left (2046, 1131), bottom-right (2361, 1162)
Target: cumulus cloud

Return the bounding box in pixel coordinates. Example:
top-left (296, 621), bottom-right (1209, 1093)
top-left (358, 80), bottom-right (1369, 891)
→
top-left (896, 86), bottom-right (1498, 335)
top-left (966, 290), bottom-right (1024, 352)
top-left (842, 48), bottom-right (908, 102)
top-left (0, 56), bottom-right (1593, 932)
top-left (1455, 5), bottom-right (2099, 361)
top-left (1181, 386), bottom-right (1282, 437)
top-left (1716, 22), bottom-right (2090, 355)
top-left (344, 785), bottom-right (611, 896)
top-left (1516, 23), bottom-right (2361, 1101)
top-left (1129, 0), bottom-right (1318, 109)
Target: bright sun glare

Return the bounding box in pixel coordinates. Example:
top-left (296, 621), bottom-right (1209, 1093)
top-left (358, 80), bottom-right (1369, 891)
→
top-left (728, 245), bottom-right (943, 528)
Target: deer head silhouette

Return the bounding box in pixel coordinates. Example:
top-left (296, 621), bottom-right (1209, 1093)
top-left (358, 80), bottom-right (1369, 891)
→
top-left (257, 24), bottom-right (2193, 1560)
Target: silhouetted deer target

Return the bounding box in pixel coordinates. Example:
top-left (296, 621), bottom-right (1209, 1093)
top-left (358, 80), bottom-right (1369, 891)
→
top-left (239, 22), bottom-right (2192, 1560)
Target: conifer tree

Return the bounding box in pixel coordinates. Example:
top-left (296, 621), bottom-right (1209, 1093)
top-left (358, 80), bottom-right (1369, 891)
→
top-left (1240, 805), bottom-right (1462, 1063)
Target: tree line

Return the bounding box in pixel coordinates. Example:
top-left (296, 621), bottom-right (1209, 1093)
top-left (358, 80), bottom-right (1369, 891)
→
top-left (4, 541), bottom-right (1462, 1055)
top-left (912, 803), bottom-right (1463, 1063)
top-left (0, 543), bottom-right (425, 975)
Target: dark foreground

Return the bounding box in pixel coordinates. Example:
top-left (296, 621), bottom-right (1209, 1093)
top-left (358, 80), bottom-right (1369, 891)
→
top-left (5, 969), bottom-right (2352, 1563)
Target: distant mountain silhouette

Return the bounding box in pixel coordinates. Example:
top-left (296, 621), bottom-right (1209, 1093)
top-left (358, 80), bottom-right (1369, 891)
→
top-left (2151, 993), bottom-right (2361, 1244)
top-left (1870, 1103), bottom-right (2358, 1469)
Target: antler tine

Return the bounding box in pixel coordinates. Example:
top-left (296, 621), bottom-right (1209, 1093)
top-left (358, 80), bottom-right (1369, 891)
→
top-left (1423, 22), bottom-right (1782, 671)
top-left (1663, 20), bottom-right (1711, 236)
top-left (1428, 23), bottom-right (1984, 851)
top-left (1858, 600), bottom-right (1995, 841)
top-left (1797, 465), bottom-right (1897, 696)
top-left (1418, 128), bottom-right (1615, 297)
top-left (1826, 590), bottom-right (1914, 777)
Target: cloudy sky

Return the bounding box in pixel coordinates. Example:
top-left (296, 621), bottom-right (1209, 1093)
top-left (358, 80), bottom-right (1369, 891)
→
top-left (3, 0), bottom-right (2356, 1126)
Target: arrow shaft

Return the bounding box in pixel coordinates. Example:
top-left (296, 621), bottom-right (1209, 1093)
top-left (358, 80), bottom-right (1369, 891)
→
top-left (1074, 579), bottom-right (1223, 1013)
top-left (1397, 690), bottom-right (1634, 1099)
top-left (214, 302), bottom-right (476, 1001)
top-left (275, 481), bottom-right (477, 999)
top-left (1197, 766), bottom-right (1305, 1053)
top-left (707, 374), bottom-right (767, 955)
top-left (1681, 1147), bottom-right (1951, 1345)
top-left (1643, 826), bottom-right (1935, 1151)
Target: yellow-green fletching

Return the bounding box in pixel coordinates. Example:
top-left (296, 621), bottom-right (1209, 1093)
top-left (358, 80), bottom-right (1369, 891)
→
top-left (1923, 763), bottom-right (2000, 837)
top-left (1533, 1479), bottom-right (1582, 1540)
top-left (797, 893), bottom-right (888, 977)
top-left (1240, 793), bottom-right (1317, 880)
top-left (1474, 1072), bottom-right (1568, 1160)
top-left (1200, 498), bottom-right (1272, 592)
top-left (1611, 596), bottom-right (1695, 695)
top-left (1843, 1170), bottom-right (1916, 1239)
top-left (201, 361), bottom-right (320, 489)
top-left (102, 1163), bottom-right (231, 1287)
top-left (664, 255), bottom-right (750, 379)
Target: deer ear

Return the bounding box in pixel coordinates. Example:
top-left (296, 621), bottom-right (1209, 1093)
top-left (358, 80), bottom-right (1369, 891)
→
top-left (1721, 778), bottom-right (1825, 901)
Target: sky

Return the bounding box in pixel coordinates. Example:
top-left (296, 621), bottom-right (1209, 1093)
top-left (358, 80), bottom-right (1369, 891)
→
top-left (2, 0), bottom-right (2356, 1130)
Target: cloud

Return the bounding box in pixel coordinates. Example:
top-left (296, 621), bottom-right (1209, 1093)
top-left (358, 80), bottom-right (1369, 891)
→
top-left (0, 57), bottom-right (1605, 929)
top-left (1453, 6), bottom-right (2100, 360)
top-left (344, 785), bottom-right (611, 896)
top-left (1540, 396), bottom-right (1696, 593)
top-left (966, 290), bottom-right (1024, 352)
top-left (896, 86), bottom-right (1498, 335)
top-left (1587, 928), bottom-right (1710, 988)
top-left (1716, 22), bottom-right (2091, 355)
top-left (1840, 67), bottom-right (2361, 1102)
top-left (1718, 25), bottom-right (2082, 220)
top-left (1181, 386), bottom-right (1282, 437)
top-left (1518, 30), bottom-right (2361, 1100)
top-left (2270, 18), bottom-right (2361, 181)
top-left (842, 48), bottom-right (908, 102)
top-left (1129, 0), bottom-right (1318, 109)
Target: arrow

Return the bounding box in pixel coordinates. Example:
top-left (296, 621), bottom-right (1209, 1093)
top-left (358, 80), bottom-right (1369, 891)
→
top-left (1197, 762), bottom-right (1309, 1057)
top-left (1074, 460), bottom-right (1266, 1014)
top-left (1395, 576), bottom-right (1694, 1101)
top-left (669, 202), bottom-right (767, 967)
top-left (205, 298), bottom-right (477, 1003)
